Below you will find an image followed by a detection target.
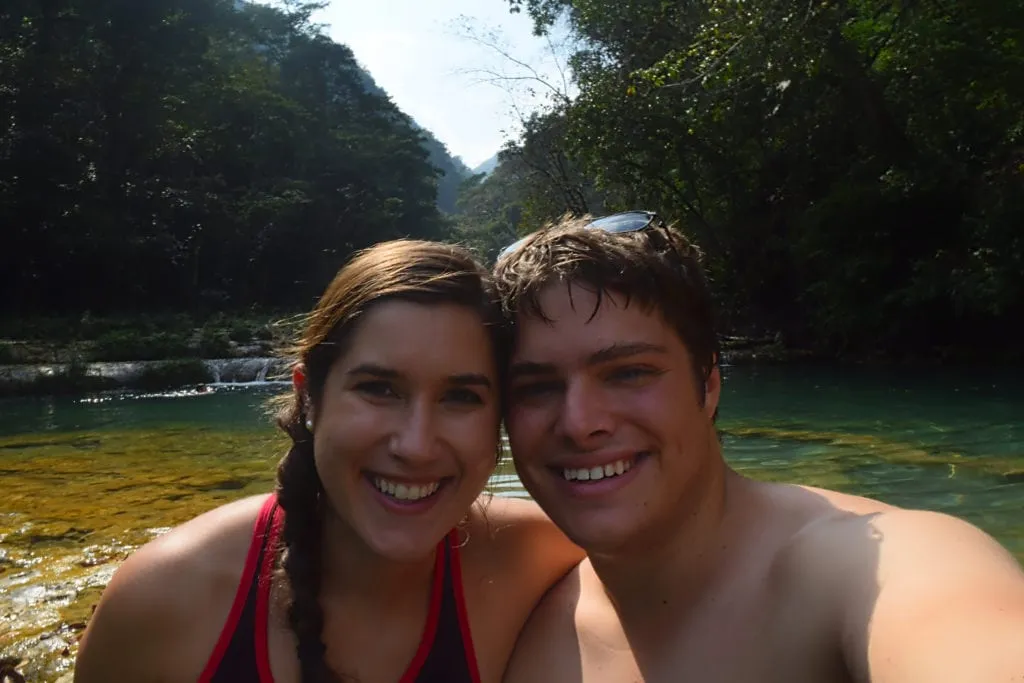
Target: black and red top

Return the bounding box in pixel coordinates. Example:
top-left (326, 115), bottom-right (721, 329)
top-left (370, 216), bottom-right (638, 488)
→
top-left (198, 494), bottom-right (481, 683)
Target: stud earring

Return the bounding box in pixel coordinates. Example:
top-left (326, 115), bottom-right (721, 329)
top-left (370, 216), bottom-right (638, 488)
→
top-left (305, 418), bottom-right (314, 432)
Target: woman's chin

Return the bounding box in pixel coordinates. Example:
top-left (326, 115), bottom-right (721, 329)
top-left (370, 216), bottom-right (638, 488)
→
top-left (363, 528), bottom-right (449, 563)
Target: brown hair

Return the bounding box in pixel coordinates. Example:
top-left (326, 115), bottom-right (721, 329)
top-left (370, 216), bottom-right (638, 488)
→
top-left (272, 239), bottom-right (506, 682)
top-left (493, 213), bottom-right (719, 406)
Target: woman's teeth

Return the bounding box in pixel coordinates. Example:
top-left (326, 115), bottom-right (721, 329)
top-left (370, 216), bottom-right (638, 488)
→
top-left (562, 458), bottom-right (633, 482)
top-left (373, 477), bottom-right (441, 501)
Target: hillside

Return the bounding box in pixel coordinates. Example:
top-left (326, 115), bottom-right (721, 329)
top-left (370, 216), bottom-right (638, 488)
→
top-left (471, 153), bottom-right (500, 177)
top-left (355, 64), bottom-right (471, 214)
top-left (0, 0), bottom-right (469, 316)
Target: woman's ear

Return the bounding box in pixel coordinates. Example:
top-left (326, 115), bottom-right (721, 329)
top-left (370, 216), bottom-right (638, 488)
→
top-left (293, 364), bottom-right (314, 429)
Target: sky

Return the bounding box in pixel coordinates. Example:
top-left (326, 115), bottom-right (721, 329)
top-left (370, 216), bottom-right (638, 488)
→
top-left (314, 0), bottom-right (574, 169)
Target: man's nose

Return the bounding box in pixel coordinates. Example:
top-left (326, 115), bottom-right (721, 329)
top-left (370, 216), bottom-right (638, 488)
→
top-left (556, 377), bottom-right (613, 447)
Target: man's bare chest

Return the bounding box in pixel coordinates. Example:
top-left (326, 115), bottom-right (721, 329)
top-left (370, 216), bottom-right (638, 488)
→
top-left (574, 593), bottom-right (846, 683)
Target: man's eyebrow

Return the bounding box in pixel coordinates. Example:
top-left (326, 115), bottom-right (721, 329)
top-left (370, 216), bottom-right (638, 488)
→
top-left (347, 364), bottom-right (492, 389)
top-left (587, 342), bottom-right (667, 366)
top-left (510, 342), bottom-right (667, 379)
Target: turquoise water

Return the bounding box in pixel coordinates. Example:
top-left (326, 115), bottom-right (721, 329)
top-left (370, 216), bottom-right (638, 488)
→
top-left (1, 365), bottom-right (1022, 680)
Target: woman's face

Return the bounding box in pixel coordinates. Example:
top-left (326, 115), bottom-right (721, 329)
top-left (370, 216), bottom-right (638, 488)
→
top-left (306, 300), bottom-right (500, 561)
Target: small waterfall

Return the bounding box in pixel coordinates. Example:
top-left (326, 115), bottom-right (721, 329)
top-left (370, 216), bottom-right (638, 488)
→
top-left (204, 360), bottom-right (222, 384)
top-left (204, 358), bottom-right (289, 385)
top-left (1, 357), bottom-right (291, 395)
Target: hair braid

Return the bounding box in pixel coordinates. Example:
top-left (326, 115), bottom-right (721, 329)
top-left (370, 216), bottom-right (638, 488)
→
top-left (274, 421), bottom-right (340, 682)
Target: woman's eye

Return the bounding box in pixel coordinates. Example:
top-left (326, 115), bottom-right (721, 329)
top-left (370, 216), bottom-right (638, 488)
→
top-left (355, 381), bottom-right (398, 398)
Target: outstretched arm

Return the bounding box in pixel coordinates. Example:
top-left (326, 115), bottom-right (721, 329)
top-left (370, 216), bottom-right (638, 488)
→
top-left (844, 510), bottom-right (1024, 682)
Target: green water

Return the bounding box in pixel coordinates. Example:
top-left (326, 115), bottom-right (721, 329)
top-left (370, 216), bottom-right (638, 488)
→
top-left (1, 366), bottom-right (1023, 681)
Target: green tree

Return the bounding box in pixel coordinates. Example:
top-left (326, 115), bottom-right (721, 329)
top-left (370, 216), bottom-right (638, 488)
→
top-left (501, 0), bottom-right (1024, 358)
top-left (1, 0), bottom-right (458, 315)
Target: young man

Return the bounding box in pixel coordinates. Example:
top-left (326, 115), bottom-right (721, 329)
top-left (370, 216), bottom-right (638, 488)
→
top-left (493, 212), bottom-right (1024, 683)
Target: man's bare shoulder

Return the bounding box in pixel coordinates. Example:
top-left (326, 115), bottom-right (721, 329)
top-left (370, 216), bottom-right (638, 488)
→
top-left (74, 494), bottom-right (271, 683)
top-left (771, 484), bottom-right (1022, 590)
top-left (768, 485), bottom-right (1024, 681)
top-left (763, 483), bottom-right (894, 583)
top-left (849, 508), bottom-right (1024, 681)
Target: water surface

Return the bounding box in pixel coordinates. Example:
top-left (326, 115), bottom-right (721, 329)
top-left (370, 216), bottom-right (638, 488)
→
top-left (2, 366), bottom-right (1022, 681)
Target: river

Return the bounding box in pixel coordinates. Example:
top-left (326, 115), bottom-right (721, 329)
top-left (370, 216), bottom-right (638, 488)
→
top-left (2, 364), bottom-right (1023, 681)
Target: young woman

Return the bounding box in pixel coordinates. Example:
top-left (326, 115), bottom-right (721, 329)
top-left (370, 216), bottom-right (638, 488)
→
top-left (73, 240), bottom-right (583, 683)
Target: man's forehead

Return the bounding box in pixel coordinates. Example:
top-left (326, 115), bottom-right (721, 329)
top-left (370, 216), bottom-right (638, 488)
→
top-left (514, 280), bottom-right (635, 323)
top-left (511, 296), bottom-right (672, 365)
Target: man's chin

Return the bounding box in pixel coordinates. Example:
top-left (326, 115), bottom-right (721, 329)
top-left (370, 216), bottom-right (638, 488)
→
top-left (540, 508), bottom-right (642, 557)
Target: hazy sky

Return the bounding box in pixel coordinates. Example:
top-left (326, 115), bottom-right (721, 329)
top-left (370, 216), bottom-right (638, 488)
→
top-left (315, 0), bottom-right (573, 168)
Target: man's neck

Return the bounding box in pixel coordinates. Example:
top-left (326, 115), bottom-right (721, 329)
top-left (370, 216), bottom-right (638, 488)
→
top-left (588, 465), bottom-right (760, 636)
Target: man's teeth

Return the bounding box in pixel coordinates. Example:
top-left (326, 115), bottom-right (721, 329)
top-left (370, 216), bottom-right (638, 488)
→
top-left (373, 477), bottom-right (440, 501)
top-left (562, 458), bottom-right (633, 482)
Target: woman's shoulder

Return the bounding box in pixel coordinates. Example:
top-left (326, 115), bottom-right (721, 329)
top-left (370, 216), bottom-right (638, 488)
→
top-left (73, 493), bottom-right (275, 682)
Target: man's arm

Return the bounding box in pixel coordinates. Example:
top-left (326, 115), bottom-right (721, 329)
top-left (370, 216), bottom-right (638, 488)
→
top-left (842, 509), bottom-right (1024, 682)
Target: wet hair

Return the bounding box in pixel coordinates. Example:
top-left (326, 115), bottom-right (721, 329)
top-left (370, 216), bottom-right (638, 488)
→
top-left (493, 213), bottom-right (719, 413)
top-left (272, 239), bottom-right (507, 682)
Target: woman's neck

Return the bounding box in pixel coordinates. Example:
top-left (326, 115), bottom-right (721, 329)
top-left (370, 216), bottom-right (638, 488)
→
top-left (317, 508), bottom-right (442, 608)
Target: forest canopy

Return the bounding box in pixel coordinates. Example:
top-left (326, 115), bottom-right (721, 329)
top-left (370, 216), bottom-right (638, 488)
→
top-left (453, 0), bottom-right (1024, 358)
top-left (0, 0), bottom-right (471, 314)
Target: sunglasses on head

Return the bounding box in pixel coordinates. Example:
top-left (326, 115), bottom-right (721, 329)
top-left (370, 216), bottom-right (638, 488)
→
top-left (497, 210), bottom-right (665, 261)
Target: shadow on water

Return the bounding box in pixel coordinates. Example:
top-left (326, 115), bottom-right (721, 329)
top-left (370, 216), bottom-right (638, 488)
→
top-left (0, 365), bottom-right (1022, 681)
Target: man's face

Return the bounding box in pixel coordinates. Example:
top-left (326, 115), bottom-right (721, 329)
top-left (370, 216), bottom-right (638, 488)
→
top-left (505, 282), bottom-right (721, 553)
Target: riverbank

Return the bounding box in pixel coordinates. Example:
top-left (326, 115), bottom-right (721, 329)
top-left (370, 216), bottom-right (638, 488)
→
top-left (0, 312), bottom-right (296, 365)
top-left (0, 357), bottom-right (293, 397)
top-left (0, 313), bottom-right (298, 396)
top-left (0, 338), bottom-right (808, 396)
top-left (3, 314), bottom-right (1017, 397)
top-left (0, 311), bottom-right (808, 396)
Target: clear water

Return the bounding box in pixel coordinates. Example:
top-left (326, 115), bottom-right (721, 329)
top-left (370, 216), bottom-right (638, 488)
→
top-left (1, 366), bottom-right (1022, 681)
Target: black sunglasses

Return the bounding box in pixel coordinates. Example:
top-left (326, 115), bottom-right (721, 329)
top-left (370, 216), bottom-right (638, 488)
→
top-left (497, 210), bottom-right (664, 261)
